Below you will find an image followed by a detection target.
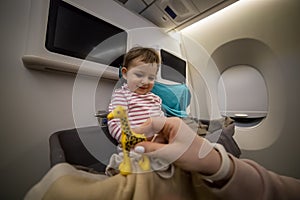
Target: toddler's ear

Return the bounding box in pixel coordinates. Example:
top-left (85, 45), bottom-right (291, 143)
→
top-left (121, 67), bottom-right (127, 80)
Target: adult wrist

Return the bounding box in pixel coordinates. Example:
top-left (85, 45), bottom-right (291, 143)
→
top-left (201, 143), bottom-right (232, 182)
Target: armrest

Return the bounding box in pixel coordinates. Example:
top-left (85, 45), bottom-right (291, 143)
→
top-left (95, 110), bottom-right (119, 146)
top-left (49, 132), bottom-right (66, 167)
top-left (185, 116), bottom-right (241, 158)
top-left (95, 110), bottom-right (109, 127)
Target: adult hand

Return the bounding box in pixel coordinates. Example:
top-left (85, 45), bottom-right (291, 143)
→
top-left (134, 117), bottom-right (222, 174)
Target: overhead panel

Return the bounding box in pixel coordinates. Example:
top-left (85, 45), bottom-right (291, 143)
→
top-left (141, 3), bottom-right (176, 29)
top-left (143, 0), bottom-right (155, 5)
top-left (191, 0), bottom-right (225, 13)
top-left (117, 0), bottom-right (147, 13)
top-left (155, 0), bottom-right (198, 23)
top-left (114, 0), bottom-right (238, 31)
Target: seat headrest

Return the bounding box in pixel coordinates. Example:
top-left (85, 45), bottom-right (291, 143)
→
top-left (152, 81), bottom-right (191, 118)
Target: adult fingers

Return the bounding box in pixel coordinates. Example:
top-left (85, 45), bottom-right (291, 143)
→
top-left (133, 116), bottom-right (167, 138)
top-left (134, 141), bottom-right (166, 153)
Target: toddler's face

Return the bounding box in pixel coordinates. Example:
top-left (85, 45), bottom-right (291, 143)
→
top-left (122, 59), bottom-right (158, 95)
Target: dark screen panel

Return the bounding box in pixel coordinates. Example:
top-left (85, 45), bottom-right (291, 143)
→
top-left (164, 6), bottom-right (177, 19)
top-left (160, 49), bottom-right (186, 83)
top-left (46, 0), bottom-right (127, 67)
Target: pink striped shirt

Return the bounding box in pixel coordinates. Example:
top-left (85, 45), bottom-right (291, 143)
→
top-left (108, 84), bottom-right (164, 141)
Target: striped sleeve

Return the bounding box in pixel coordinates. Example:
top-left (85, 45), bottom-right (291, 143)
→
top-left (107, 89), bottom-right (128, 142)
top-left (107, 90), bottom-right (164, 141)
top-left (126, 93), bottom-right (165, 128)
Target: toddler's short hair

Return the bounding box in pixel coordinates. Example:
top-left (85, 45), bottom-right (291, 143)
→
top-left (123, 47), bottom-right (160, 69)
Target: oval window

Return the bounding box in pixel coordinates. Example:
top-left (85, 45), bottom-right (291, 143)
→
top-left (218, 65), bottom-right (268, 127)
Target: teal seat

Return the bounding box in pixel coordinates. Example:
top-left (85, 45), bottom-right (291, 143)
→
top-left (151, 81), bottom-right (191, 118)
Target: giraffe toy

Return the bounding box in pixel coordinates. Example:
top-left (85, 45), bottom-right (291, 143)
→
top-left (107, 105), bottom-right (151, 175)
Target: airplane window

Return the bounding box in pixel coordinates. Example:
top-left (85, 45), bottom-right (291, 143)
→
top-left (218, 65), bottom-right (268, 127)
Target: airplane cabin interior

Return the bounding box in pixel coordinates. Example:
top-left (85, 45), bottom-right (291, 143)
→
top-left (0, 0), bottom-right (300, 199)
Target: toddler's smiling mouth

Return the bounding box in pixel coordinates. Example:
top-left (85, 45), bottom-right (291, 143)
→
top-left (139, 86), bottom-right (148, 89)
top-left (137, 84), bottom-right (148, 89)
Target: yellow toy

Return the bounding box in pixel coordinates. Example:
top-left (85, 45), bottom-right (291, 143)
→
top-left (107, 105), bottom-right (151, 175)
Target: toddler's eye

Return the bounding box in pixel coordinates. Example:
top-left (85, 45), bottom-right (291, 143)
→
top-left (135, 73), bottom-right (143, 78)
top-left (148, 76), bottom-right (155, 81)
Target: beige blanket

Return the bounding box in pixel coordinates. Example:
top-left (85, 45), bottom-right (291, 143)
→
top-left (25, 157), bottom-right (300, 199)
top-left (25, 163), bottom-right (215, 200)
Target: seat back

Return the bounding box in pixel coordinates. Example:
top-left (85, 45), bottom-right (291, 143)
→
top-left (49, 126), bottom-right (112, 173)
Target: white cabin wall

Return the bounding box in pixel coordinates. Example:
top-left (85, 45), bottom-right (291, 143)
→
top-left (0, 0), bottom-right (160, 199)
top-left (181, 0), bottom-right (300, 178)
